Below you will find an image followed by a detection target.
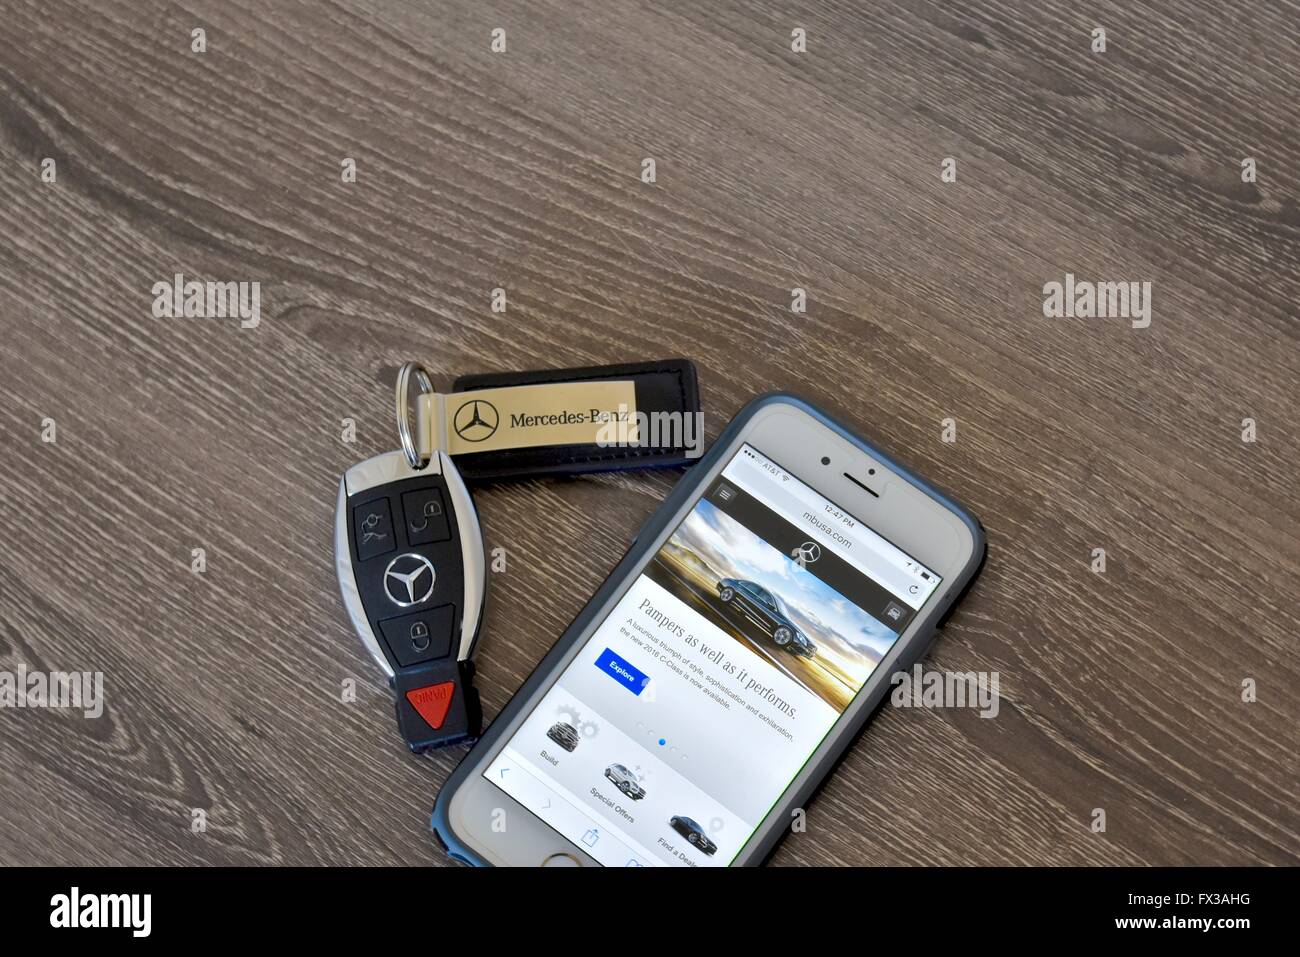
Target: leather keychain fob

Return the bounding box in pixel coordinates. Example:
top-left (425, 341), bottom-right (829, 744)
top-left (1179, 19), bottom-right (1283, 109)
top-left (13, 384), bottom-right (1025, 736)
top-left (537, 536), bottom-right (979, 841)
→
top-left (334, 357), bottom-right (699, 752)
top-left (335, 363), bottom-right (486, 751)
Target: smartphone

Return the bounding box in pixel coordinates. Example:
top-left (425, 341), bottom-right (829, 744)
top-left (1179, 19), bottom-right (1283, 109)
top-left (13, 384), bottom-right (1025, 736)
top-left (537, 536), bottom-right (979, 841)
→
top-left (432, 393), bottom-right (986, 866)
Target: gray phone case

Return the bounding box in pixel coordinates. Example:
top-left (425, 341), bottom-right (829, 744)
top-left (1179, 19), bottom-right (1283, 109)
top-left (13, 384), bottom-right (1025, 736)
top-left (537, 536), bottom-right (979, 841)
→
top-left (431, 392), bottom-right (987, 866)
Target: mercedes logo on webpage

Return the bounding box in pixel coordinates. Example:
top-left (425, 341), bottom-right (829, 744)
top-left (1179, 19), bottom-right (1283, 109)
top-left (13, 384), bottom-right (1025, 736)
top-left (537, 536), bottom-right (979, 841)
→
top-left (792, 541), bottom-right (821, 565)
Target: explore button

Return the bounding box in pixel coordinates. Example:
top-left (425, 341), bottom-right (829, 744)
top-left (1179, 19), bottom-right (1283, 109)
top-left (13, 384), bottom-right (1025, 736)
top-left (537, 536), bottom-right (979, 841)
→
top-left (595, 648), bottom-right (649, 696)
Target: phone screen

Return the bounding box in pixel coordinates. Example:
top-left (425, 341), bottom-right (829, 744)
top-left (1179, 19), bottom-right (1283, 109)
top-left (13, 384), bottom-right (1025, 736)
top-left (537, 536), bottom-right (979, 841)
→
top-left (483, 443), bottom-right (943, 866)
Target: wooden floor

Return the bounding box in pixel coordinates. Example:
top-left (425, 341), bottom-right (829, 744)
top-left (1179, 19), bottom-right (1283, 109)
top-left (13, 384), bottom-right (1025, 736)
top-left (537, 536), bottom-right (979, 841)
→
top-left (0, 0), bottom-right (1296, 866)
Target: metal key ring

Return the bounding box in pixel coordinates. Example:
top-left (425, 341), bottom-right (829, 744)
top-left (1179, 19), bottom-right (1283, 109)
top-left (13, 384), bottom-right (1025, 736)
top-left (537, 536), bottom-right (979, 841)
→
top-left (395, 361), bottom-right (433, 470)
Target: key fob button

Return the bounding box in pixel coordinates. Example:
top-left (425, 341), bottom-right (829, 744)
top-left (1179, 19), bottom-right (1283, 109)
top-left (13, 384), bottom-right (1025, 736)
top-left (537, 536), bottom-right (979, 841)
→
top-left (354, 498), bottom-right (396, 562)
top-left (379, 605), bottom-right (455, 667)
top-left (405, 680), bottom-right (456, 731)
top-left (403, 488), bottom-right (451, 545)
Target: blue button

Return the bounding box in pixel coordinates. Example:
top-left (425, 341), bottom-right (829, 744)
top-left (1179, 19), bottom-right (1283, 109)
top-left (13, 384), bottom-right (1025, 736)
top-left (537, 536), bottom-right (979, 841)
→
top-left (595, 647), bottom-right (649, 696)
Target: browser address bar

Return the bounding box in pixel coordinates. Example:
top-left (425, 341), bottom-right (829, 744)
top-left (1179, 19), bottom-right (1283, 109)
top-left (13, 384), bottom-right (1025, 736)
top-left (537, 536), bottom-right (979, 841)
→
top-left (721, 455), bottom-right (935, 609)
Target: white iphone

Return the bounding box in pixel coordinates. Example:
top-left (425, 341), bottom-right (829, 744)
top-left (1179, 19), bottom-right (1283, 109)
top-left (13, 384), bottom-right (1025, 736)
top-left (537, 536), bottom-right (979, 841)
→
top-left (433, 394), bottom-right (986, 866)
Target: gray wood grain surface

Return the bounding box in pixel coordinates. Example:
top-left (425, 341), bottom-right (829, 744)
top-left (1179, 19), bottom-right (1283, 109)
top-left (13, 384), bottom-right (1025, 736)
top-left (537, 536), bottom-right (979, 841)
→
top-left (0, 0), bottom-right (1296, 866)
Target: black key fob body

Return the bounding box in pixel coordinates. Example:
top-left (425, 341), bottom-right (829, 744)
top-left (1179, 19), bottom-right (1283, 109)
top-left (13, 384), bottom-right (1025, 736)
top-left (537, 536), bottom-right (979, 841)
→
top-left (334, 449), bottom-right (486, 750)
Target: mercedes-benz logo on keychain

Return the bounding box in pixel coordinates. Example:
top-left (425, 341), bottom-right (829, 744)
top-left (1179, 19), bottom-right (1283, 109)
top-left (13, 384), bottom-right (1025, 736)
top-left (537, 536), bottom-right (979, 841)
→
top-left (333, 361), bottom-right (487, 752)
top-left (453, 398), bottom-right (499, 442)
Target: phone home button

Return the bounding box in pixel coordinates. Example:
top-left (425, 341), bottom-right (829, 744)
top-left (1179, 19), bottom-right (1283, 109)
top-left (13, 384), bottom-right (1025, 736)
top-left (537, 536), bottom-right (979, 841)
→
top-left (540, 852), bottom-right (583, 867)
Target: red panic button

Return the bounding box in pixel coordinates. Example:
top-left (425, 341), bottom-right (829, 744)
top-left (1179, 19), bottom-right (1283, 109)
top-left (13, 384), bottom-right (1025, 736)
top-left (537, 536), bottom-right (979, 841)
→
top-left (405, 681), bottom-right (455, 730)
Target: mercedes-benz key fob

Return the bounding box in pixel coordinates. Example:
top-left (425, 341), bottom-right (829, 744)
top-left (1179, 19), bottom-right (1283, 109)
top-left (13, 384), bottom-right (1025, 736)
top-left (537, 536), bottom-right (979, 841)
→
top-left (334, 366), bottom-right (487, 752)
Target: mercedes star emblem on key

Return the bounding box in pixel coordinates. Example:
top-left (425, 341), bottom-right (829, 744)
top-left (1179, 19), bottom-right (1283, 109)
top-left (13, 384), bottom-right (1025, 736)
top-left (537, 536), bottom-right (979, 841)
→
top-left (383, 553), bottom-right (436, 606)
top-left (453, 399), bottom-right (499, 442)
